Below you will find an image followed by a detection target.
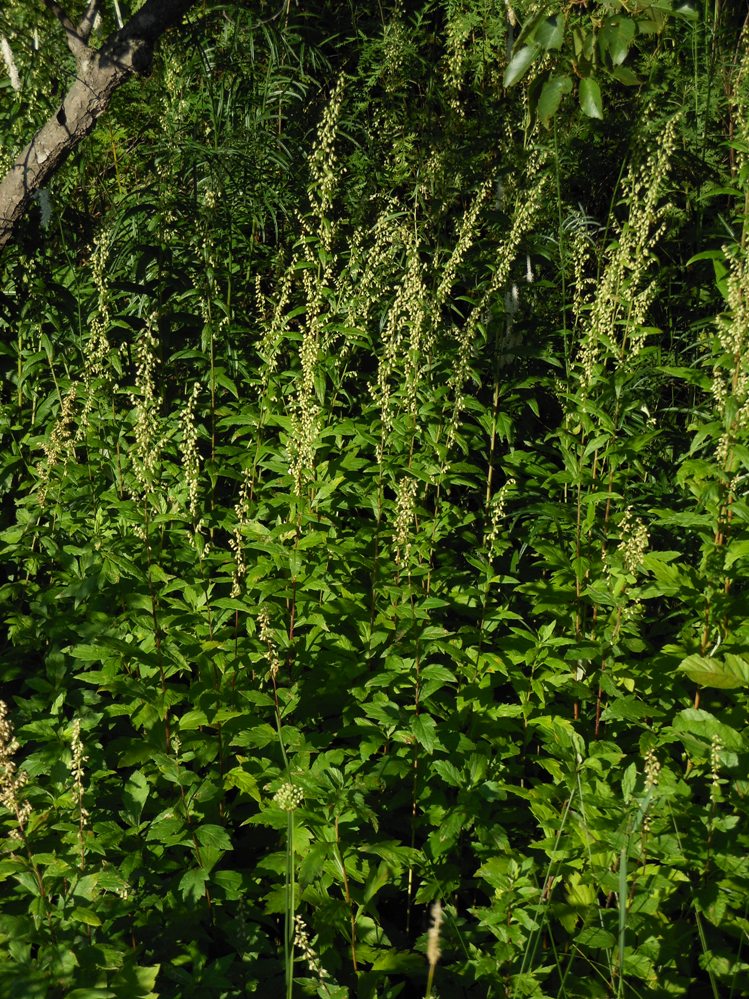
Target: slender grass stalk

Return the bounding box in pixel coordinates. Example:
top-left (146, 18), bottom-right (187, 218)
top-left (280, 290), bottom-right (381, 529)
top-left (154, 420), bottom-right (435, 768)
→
top-left (286, 806), bottom-right (295, 999)
top-left (515, 788), bottom-right (575, 991)
top-left (616, 843), bottom-right (627, 997)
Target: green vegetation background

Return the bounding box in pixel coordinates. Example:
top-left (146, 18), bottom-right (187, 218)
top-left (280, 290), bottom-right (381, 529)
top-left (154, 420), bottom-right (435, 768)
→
top-left (1, 1), bottom-right (749, 996)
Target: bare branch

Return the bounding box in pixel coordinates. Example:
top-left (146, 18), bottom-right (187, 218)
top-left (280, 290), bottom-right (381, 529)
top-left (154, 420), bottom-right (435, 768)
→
top-left (40, 0), bottom-right (89, 62)
top-left (78, 0), bottom-right (100, 42)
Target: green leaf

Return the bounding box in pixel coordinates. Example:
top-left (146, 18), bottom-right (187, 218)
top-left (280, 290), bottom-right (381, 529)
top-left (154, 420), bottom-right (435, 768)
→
top-left (411, 714), bottom-right (440, 754)
top-left (621, 762), bottom-right (637, 803)
top-left (299, 841), bottom-right (336, 886)
top-left (673, 0), bottom-right (699, 20)
top-left (599, 17), bottom-right (635, 67)
top-left (504, 45), bottom-right (540, 88)
top-left (224, 766), bottom-right (261, 802)
top-left (195, 823), bottom-right (233, 852)
top-left (579, 77), bottom-right (603, 119)
top-left (212, 870), bottom-right (243, 900)
top-left (372, 950), bottom-right (423, 973)
top-left (601, 696), bottom-right (661, 722)
top-left (677, 653), bottom-right (749, 689)
top-left (178, 709), bottom-right (208, 730)
top-left (576, 926), bottom-right (616, 949)
top-left (179, 867), bottom-right (209, 903)
top-left (433, 759), bottom-right (463, 787)
top-left (122, 770), bottom-right (149, 826)
top-left (537, 74), bottom-right (573, 125)
top-left (612, 65), bottom-right (641, 85)
top-left (70, 906), bottom-right (102, 927)
top-left (725, 539), bottom-right (749, 568)
top-left (534, 14), bottom-right (564, 51)
top-left (66, 991), bottom-right (115, 999)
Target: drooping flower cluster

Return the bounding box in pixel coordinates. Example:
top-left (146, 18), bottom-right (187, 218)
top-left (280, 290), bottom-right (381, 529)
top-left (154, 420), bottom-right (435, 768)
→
top-left (617, 506), bottom-right (649, 575)
top-left (293, 914), bottom-right (329, 982)
top-left (0, 701), bottom-right (31, 836)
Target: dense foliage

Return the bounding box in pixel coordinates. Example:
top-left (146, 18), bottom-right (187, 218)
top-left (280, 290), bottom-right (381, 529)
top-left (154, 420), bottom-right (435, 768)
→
top-left (1, 1), bottom-right (749, 996)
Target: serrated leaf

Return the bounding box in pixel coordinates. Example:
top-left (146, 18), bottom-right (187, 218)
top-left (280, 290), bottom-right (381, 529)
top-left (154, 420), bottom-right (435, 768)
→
top-left (504, 45), bottom-right (539, 88)
top-left (411, 713), bottom-right (440, 754)
top-left (671, 709), bottom-right (743, 751)
top-left (69, 644), bottom-right (106, 661)
top-left (579, 77), bottom-right (603, 119)
top-left (433, 759), bottom-right (463, 787)
top-left (195, 823), bottom-right (232, 852)
top-left (725, 540), bottom-right (749, 568)
top-left (677, 654), bottom-right (749, 689)
top-left (372, 950), bottom-right (423, 973)
top-left (212, 869), bottom-right (243, 900)
top-left (601, 696), bottom-right (661, 722)
top-left (224, 766), bottom-right (261, 802)
top-left (179, 867), bottom-right (209, 902)
top-left (299, 841), bottom-right (335, 886)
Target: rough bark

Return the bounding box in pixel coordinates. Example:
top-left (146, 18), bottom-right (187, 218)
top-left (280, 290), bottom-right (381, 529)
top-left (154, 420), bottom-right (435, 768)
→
top-left (0, 0), bottom-right (199, 251)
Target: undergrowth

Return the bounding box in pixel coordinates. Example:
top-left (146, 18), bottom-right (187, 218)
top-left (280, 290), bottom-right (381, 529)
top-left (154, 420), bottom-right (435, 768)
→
top-left (1, 1), bottom-right (749, 997)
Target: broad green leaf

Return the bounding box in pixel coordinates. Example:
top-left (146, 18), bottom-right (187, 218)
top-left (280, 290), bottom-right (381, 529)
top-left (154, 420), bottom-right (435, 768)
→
top-left (179, 709), bottom-right (208, 730)
top-left (670, 709), bottom-right (743, 751)
top-left (72, 873), bottom-right (100, 900)
top-left (677, 653), bottom-right (749, 689)
top-left (70, 906), bottom-right (102, 927)
top-left (69, 644), bottom-right (106, 661)
top-left (122, 770), bottom-right (150, 826)
top-left (621, 762), bottom-right (637, 803)
top-left (572, 25), bottom-right (595, 64)
top-left (195, 823), bottom-right (233, 852)
top-left (576, 926), bottom-right (616, 949)
top-left (66, 991), bottom-right (115, 999)
top-left (433, 758), bottom-right (463, 787)
top-left (537, 74), bottom-right (573, 125)
top-left (299, 841), bottom-right (335, 885)
top-left (372, 950), bottom-right (423, 973)
top-left (599, 17), bottom-right (635, 66)
top-left (411, 713), bottom-right (440, 754)
top-left (179, 867), bottom-right (209, 903)
top-left (224, 766), bottom-right (261, 802)
top-left (579, 77), bottom-right (603, 119)
top-left (534, 14), bottom-right (564, 51)
top-left (725, 540), bottom-right (749, 568)
top-left (212, 870), bottom-right (243, 900)
top-left (504, 45), bottom-right (540, 88)
top-left (601, 696), bottom-right (661, 722)
top-left (623, 951), bottom-right (656, 980)
top-left (673, 0), bottom-right (699, 20)
top-left (612, 65), bottom-right (641, 85)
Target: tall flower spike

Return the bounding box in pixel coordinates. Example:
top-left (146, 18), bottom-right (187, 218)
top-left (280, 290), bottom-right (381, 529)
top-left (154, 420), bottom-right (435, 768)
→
top-left (0, 701), bottom-right (32, 835)
top-left (427, 900), bottom-right (443, 969)
top-left (393, 475), bottom-right (418, 571)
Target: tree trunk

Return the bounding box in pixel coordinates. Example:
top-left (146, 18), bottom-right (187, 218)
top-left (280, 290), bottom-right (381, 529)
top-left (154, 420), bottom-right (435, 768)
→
top-left (0, 0), bottom-right (198, 251)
